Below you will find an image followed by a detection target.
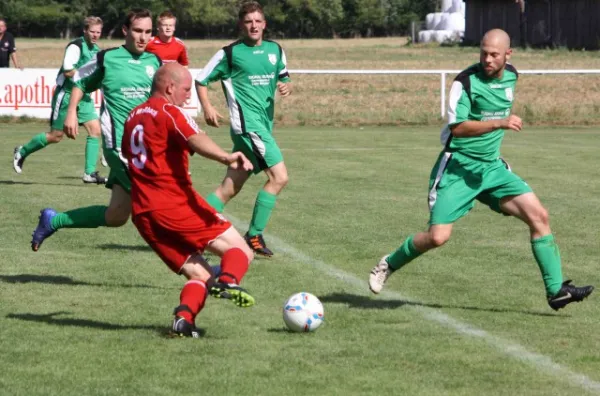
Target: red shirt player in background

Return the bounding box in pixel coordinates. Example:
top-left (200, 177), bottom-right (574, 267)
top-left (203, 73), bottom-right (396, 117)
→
top-left (145, 11), bottom-right (189, 66)
top-left (123, 63), bottom-right (254, 338)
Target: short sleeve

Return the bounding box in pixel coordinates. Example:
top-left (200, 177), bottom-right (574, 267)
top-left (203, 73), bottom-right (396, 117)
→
top-left (164, 104), bottom-right (203, 148)
top-left (447, 80), bottom-right (471, 126)
top-left (195, 49), bottom-right (230, 86)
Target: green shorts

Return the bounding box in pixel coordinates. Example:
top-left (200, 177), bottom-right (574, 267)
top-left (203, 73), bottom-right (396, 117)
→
top-left (231, 130), bottom-right (283, 175)
top-left (50, 88), bottom-right (98, 131)
top-left (428, 151), bottom-right (532, 225)
top-left (104, 148), bottom-right (131, 193)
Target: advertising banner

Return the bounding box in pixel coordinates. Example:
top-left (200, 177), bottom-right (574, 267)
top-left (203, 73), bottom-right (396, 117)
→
top-left (0, 68), bottom-right (200, 118)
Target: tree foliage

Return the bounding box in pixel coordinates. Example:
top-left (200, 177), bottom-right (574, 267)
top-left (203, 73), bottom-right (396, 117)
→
top-left (0, 0), bottom-right (437, 38)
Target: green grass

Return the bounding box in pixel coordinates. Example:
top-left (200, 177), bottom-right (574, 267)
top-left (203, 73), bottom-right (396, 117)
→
top-left (1, 124), bottom-right (600, 395)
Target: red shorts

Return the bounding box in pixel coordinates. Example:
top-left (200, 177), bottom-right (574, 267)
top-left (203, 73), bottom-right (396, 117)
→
top-left (132, 201), bottom-right (231, 273)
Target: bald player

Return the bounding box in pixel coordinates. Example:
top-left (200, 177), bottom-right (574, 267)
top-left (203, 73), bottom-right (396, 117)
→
top-left (123, 63), bottom-right (256, 338)
top-left (368, 29), bottom-right (594, 311)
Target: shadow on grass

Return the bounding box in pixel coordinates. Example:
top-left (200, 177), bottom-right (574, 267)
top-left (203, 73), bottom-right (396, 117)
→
top-left (0, 180), bottom-right (82, 187)
top-left (6, 312), bottom-right (167, 332)
top-left (319, 292), bottom-right (562, 317)
top-left (0, 274), bottom-right (171, 290)
top-left (97, 243), bottom-right (153, 252)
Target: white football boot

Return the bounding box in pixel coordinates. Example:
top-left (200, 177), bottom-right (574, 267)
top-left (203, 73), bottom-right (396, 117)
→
top-left (369, 255), bottom-right (392, 294)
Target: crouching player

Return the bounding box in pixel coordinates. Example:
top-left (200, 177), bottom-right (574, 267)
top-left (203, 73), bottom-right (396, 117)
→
top-left (123, 63), bottom-right (255, 338)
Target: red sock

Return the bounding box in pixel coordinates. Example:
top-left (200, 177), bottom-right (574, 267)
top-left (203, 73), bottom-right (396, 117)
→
top-left (219, 247), bottom-right (249, 284)
top-left (177, 280), bottom-right (207, 322)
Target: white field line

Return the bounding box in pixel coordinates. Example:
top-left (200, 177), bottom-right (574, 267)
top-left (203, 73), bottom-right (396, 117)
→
top-left (227, 215), bottom-right (600, 394)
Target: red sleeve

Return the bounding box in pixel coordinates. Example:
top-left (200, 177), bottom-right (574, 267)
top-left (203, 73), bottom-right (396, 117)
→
top-left (164, 104), bottom-right (201, 147)
top-left (178, 42), bottom-right (189, 66)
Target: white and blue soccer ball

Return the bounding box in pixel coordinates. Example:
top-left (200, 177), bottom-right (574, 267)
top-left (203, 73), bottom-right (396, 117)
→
top-left (283, 292), bottom-right (324, 333)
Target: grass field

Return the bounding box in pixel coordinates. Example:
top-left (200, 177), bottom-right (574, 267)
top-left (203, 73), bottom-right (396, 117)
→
top-left (12, 38), bottom-right (600, 126)
top-left (1, 123), bottom-right (599, 395)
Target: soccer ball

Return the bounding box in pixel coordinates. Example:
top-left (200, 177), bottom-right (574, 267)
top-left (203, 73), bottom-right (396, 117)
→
top-left (282, 292), bottom-right (324, 333)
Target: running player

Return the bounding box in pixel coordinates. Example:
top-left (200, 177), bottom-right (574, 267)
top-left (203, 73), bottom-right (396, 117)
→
top-left (30, 9), bottom-right (161, 251)
top-left (13, 16), bottom-right (106, 184)
top-left (195, 1), bottom-right (292, 257)
top-left (368, 29), bottom-right (594, 311)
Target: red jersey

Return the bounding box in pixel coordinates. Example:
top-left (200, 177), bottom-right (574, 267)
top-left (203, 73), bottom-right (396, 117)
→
top-left (123, 96), bottom-right (202, 216)
top-left (146, 36), bottom-right (189, 66)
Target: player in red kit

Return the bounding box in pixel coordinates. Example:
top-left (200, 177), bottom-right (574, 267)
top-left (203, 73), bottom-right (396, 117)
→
top-left (145, 11), bottom-right (189, 66)
top-left (123, 63), bottom-right (255, 338)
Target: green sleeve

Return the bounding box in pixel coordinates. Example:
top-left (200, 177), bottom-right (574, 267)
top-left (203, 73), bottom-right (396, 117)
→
top-left (447, 80), bottom-right (471, 125)
top-left (195, 49), bottom-right (230, 86)
top-left (73, 52), bottom-right (105, 93)
top-left (278, 48), bottom-right (290, 83)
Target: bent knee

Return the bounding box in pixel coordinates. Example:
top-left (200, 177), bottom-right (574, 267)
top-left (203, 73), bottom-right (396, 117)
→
top-left (48, 131), bottom-right (64, 143)
top-left (529, 206), bottom-right (550, 226)
top-left (105, 210), bottom-right (129, 227)
top-left (430, 232), bottom-right (450, 248)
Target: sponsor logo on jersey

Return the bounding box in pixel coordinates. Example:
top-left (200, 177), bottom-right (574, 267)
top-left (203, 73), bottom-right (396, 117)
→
top-left (268, 53), bottom-right (277, 65)
top-left (146, 65), bottom-right (156, 78)
top-left (128, 59), bottom-right (141, 64)
top-left (505, 87), bottom-right (513, 102)
top-left (253, 50), bottom-right (264, 54)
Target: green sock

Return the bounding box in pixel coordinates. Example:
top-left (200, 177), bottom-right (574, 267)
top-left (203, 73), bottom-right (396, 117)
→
top-left (84, 136), bottom-right (100, 175)
top-left (206, 193), bottom-right (225, 213)
top-left (531, 234), bottom-right (563, 296)
top-left (20, 133), bottom-right (48, 158)
top-left (248, 190), bottom-right (277, 236)
top-left (51, 205), bottom-right (107, 230)
top-left (387, 235), bottom-right (422, 271)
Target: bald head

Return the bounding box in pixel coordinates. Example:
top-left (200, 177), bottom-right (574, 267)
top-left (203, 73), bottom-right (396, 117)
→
top-left (480, 29), bottom-right (512, 78)
top-left (152, 63), bottom-right (192, 106)
top-left (481, 29), bottom-right (511, 51)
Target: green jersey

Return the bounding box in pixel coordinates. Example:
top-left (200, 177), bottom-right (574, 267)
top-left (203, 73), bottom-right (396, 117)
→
top-left (56, 37), bottom-right (100, 92)
top-left (196, 39), bottom-right (291, 135)
top-left (442, 63), bottom-right (518, 161)
top-left (74, 46), bottom-right (161, 150)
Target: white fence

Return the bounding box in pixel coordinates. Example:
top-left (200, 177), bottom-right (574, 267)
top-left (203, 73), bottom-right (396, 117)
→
top-left (2, 68), bottom-right (600, 119)
top-left (291, 69), bottom-right (600, 118)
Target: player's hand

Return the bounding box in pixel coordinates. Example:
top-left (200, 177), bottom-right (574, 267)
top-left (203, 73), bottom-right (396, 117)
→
top-left (203, 105), bottom-right (223, 128)
top-left (63, 111), bottom-right (79, 139)
top-left (277, 82), bottom-right (291, 97)
top-left (501, 115), bottom-right (523, 132)
top-left (227, 152), bottom-right (253, 172)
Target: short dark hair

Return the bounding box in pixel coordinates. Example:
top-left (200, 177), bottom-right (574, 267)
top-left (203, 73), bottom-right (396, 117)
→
top-left (238, 1), bottom-right (264, 21)
top-left (123, 9), bottom-right (152, 29)
top-left (0, 18), bottom-right (6, 25)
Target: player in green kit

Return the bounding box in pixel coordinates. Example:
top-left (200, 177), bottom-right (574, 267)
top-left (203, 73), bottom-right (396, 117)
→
top-left (195, 1), bottom-right (292, 257)
top-left (13, 16), bottom-right (106, 184)
top-left (368, 29), bottom-right (594, 311)
top-left (30, 9), bottom-right (161, 251)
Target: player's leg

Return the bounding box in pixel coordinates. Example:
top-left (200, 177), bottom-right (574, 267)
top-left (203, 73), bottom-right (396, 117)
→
top-left (369, 152), bottom-right (476, 294)
top-left (205, 166), bottom-right (251, 212)
top-left (369, 224), bottom-right (453, 294)
top-left (31, 184), bottom-right (130, 251)
top-left (172, 254), bottom-right (213, 338)
top-left (244, 160), bottom-right (288, 256)
top-left (31, 159), bottom-right (131, 253)
top-left (13, 89), bottom-right (69, 174)
top-left (132, 211), bottom-right (212, 338)
top-left (206, 226), bottom-right (255, 307)
top-left (79, 96), bottom-right (105, 184)
top-left (236, 132), bottom-right (286, 256)
top-left (499, 192), bottom-right (593, 310)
